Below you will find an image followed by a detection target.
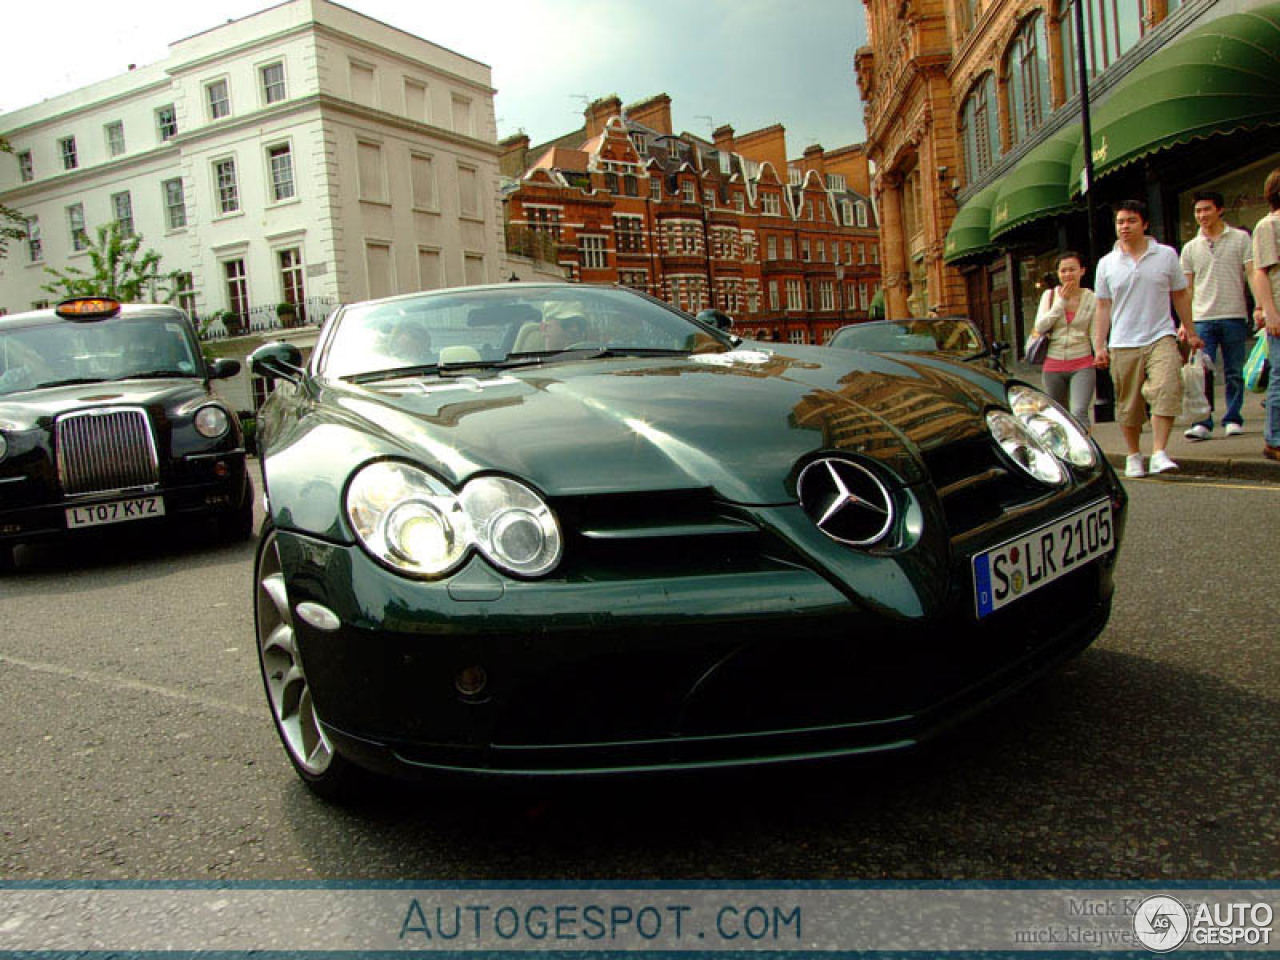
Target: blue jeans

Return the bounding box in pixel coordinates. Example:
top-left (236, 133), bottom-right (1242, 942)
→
top-left (1267, 333), bottom-right (1280, 448)
top-left (1194, 317), bottom-right (1249, 429)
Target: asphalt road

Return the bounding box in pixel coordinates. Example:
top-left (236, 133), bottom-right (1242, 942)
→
top-left (2, 474), bottom-right (1277, 882)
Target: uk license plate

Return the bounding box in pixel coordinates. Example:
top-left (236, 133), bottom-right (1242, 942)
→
top-left (65, 496), bottom-right (165, 529)
top-left (973, 499), bottom-right (1113, 619)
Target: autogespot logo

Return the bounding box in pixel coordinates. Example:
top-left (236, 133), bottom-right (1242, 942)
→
top-left (1133, 895), bottom-right (1191, 953)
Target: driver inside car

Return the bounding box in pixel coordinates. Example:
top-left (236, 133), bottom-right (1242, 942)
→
top-left (541, 312), bottom-right (588, 351)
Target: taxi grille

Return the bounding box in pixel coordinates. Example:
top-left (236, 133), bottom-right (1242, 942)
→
top-left (56, 408), bottom-right (159, 496)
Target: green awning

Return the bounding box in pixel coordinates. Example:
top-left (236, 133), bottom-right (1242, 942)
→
top-left (990, 128), bottom-right (1081, 240)
top-left (1070, 4), bottom-right (1280, 189)
top-left (943, 184), bottom-right (1000, 263)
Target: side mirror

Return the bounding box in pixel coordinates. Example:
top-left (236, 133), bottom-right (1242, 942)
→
top-left (250, 342), bottom-right (305, 383)
top-left (207, 358), bottom-right (241, 380)
top-left (696, 308), bottom-right (735, 332)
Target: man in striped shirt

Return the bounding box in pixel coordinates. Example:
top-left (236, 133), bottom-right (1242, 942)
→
top-left (1180, 191), bottom-right (1254, 440)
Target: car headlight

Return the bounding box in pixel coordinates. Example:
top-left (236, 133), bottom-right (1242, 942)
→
top-left (345, 461), bottom-right (561, 578)
top-left (1007, 384), bottom-right (1097, 468)
top-left (0, 433), bottom-right (7, 461)
top-left (987, 409), bottom-right (1067, 485)
top-left (194, 405), bottom-right (231, 439)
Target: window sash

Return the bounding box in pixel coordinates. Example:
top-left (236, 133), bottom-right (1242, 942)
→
top-left (224, 259), bottom-right (249, 317)
top-left (111, 192), bottom-right (134, 236)
top-left (106, 122), bottom-right (125, 157)
top-left (59, 138), bottom-right (77, 170)
top-left (67, 204), bottom-right (88, 251)
top-left (215, 160), bottom-right (239, 214)
top-left (208, 80), bottom-right (230, 119)
top-left (157, 105), bottom-right (178, 141)
top-left (261, 63), bottom-right (286, 104)
top-left (268, 145), bottom-right (295, 201)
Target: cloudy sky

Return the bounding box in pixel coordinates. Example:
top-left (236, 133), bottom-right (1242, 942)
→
top-left (0, 0), bottom-right (868, 152)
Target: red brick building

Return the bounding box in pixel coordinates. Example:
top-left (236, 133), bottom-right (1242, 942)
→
top-left (502, 95), bottom-right (882, 344)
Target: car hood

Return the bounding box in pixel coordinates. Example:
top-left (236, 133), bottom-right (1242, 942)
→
top-left (0, 379), bottom-right (210, 431)
top-left (305, 346), bottom-right (1006, 504)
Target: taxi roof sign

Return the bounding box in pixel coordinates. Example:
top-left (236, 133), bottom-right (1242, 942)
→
top-left (55, 297), bottom-right (122, 320)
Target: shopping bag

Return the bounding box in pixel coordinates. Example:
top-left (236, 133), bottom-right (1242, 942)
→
top-left (1180, 351), bottom-right (1211, 423)
top-left (1244, 334), bottom-right (1270, 393)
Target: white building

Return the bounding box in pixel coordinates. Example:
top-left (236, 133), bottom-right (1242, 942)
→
top-left (0, 0), bottom-right (539, 328)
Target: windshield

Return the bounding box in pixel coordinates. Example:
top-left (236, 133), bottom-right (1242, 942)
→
top-left (829, 318), bottom-right (985, 359)
top-left (0, 314), bottom-right (201, 396)
top-left (321, 286), bottom-right (729, 380)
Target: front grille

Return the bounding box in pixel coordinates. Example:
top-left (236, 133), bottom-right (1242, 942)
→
top-left (55, 407), bottom-right (159, 496)
top-left (922, 433), bottom-right (1048, 539)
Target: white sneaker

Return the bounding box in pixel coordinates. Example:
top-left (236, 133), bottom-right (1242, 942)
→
top-left (1225, 423), bottom-right (1243, 436)
top-left (1124, 453), bottom-right (1146, 478)
top-left (1149, 450), bottom-right (1178, 474)
top-left (1184, 424), bottom-right (1211, 441)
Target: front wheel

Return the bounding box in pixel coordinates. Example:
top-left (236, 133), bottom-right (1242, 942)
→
top-left (254, 526), bottom-right (364, 800)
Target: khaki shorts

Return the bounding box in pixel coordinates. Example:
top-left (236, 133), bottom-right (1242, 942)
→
top-left (1110, 336), bottom-right (1183, 428)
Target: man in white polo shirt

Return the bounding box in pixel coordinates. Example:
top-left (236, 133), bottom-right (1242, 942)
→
top-left (1180, 190), bottom-right (1254, 441)
top-left (1093, 199), bottom-right (1200, 477)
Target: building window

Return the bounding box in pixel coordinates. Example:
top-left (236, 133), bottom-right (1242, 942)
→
top-left (783, 236), bottom-right (794, 260)
top-left (59, 137), bottom-right (78, 170)
top-left (624, 175), bottom-right (638, 196)
top-left (527, 206), bottom-right (562, 240)
top-left (111, 191), bottom-right (134, 236)
top-left (26, 216), bottom-right (42, 262)
top-left (357, 142), bottom-right (386, 203)
top-left (580, 235), bottom-right (607, 270)
top-left (681, 181), bottom-right (696, 203)
top-left (162, 178), bottom-right (187, 230)
top-left (762, 192), bottom-right (780, 216)
top-left (789, 329), bottom-right (807, 345)
top-left (956, 0), bottom-right (978, 35)
top-left (365, 243), bottom-right (393, 299)
top-left (801, 239), bottom-right (811, 262)
top-left (451, 95), bottom-right (473, 136)
top-left (66, 204), bottom-right (88, 251)
top-left (650, 178), bottom-right (661, 201)
top-left (105, 121), bottom-right (125, 158)
top-left (18, 151), bottom-right (33, 182)
top-left (614, 215), bottom-right (645, 253)
top-left (769, 281), bottom-right (780, 311)
top-left (960, 73), bottom-right (1000, 180)
top-left (1006, 13), bottom-right (1050, 146)
top-left (1060, 0), bottom-right (1144, 83)
top-left (786, 279), bottom-right (803, 311)
top-left (817, 240), bottom-right (825, 262)
top-left (856, 201), bottom-right (869, 227)
top-left (464, 253), bottom-right (485, 286)
top-left (704, 189), bottom-right (715, 208)
top-left (279, 248), bottom-right (305, 309)
top-left (410, 153), bottom-right (436, 209)
top-left (819, 280), bottom-right (835, 311)
top-left (206, 79), bottom-right (231, 120)
top-left (261, 62), bottom-right (287, 104)
top-left (267, 144), bottom-right (295, 202)
top-left (404, 78), bottom-right (429, 121)
top-left (156, 104), bottom-right (177, 142)
top-left (174, 272), bottom-right (196, 317)
top-left (350, 61), bottom-right (376, 105)
top-left (212, 159), bottom-right (239, 214)
top-left (857, 242), bottom-right (866, 264)
top-left (619, 269), bottom-right (648, 291)
top-left (765, 235), bottom-right (777, 261)
top-left (604, 172), bottom-right (619, 194)
top-left (457, 164), bottom-right (480, 218)
top-left (417, 247), bottom-right (444, 289)
top-left (224, 258), bottom-right (249, 318)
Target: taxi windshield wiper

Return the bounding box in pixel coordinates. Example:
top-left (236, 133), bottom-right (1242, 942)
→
top-left (346, 357), bottom-right (547, 384)
top-left (507, 346), bottom-right (691, 362)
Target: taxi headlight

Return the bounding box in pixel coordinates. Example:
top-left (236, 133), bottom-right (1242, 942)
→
top-left (987, 409), bottom-right (1067, 486)
top-left (1007, 384), bottom-right (1097, 468)
top-left (194, 405), bottom-right (230, 439)
top-left (345, 462), bottom-right (560, 578)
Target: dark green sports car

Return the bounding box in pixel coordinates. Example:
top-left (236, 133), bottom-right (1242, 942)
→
top-left (250, 283), bottom-right (1126, 798)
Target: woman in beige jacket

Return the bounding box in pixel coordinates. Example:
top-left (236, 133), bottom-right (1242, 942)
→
top-left (1034, 251), bottom-right (1097, 427)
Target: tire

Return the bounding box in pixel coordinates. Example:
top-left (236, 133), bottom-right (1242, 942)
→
top-left (254, 525), bottom-right (365, 801)
top-left (222, 477), bottom-right (255, 542)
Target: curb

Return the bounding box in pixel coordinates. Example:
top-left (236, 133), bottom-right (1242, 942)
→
top-left (1104, 452), bottom-right (1280, 483)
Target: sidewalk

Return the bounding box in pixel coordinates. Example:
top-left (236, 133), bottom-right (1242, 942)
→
top-left (1007, 360), bottom-right (1280, 483)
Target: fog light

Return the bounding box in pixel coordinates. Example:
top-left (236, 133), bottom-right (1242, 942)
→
top-left (0, 524), bottom-right (19, 535)
top-left (205, 494), bottom-right (230, 507)
top-left (214, 461), bottom-right (230, 478)
top-left (455, 665), bottom-right (488, 697)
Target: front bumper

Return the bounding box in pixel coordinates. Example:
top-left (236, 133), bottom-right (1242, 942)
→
top-left (0, 450), bottom-right (249, 545)
top-left (274, 484), bottom-right (1126, 778)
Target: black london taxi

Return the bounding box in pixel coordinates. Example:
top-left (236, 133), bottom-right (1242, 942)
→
top-left (0, 298), bottom-right (253, 567)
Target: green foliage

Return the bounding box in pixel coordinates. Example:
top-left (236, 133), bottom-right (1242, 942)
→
top-left (41, 221), bottom-right (182, 302)
top-left (0, 136), bottom-right (28, 261)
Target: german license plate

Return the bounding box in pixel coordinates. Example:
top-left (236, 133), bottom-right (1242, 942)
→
top-left (65, 496), bottom-right (165, 529)
top-left (973, 499), bottom-right (1113, 619)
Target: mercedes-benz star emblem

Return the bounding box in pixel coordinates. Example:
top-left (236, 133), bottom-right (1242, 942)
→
top-left (797, 458), bottom-right (894, 546)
